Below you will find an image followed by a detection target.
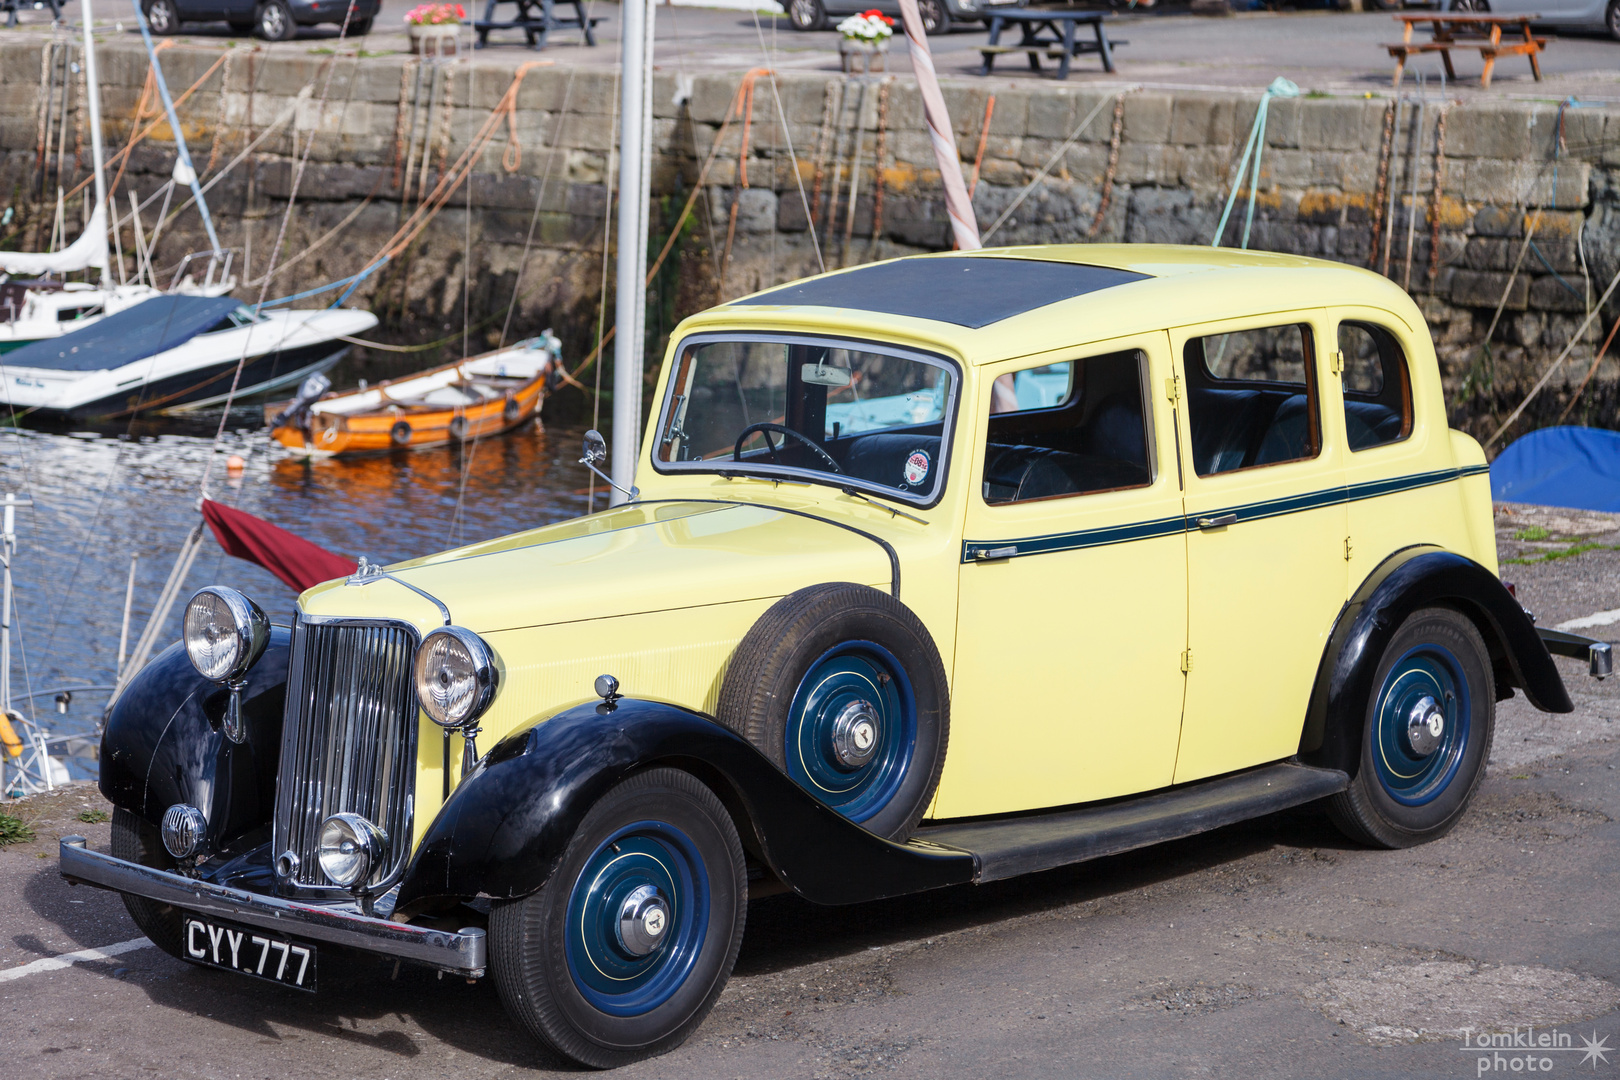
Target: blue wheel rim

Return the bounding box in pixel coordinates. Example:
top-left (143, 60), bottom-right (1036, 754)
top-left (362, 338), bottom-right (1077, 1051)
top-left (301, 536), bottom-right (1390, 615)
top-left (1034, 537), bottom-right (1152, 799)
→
top-left (564, 821), bottom-right (709, 1016)
top-left (1371, 643), bottom-right (1471, 807)
top-left (784, 641), bottom-right (917, 824)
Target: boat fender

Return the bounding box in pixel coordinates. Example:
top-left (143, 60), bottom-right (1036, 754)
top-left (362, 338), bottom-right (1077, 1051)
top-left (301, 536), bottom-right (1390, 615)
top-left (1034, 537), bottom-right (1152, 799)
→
top-left (449, 415), bottom-right (468, 441)
top-left (503, 395), bottom-right (520, 424)
top-left (390, 420), bottom-right (412, 447)
top-left (0, 709), bottom-right (24, 758)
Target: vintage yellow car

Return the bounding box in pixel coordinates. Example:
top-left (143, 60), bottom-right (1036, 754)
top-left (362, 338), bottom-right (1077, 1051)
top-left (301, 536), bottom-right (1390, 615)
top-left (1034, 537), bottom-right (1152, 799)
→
top-left (64, 246), bottom-right (1611, 1068)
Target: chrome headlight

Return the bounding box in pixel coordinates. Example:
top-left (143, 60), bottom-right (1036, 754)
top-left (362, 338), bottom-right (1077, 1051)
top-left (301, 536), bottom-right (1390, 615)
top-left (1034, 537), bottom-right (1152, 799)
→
top-left (317, 813), bottom-right (388, 890)
top-left (183, 586), bottom-right (270, 683)
top-left (161, 803), bottom-right (207, 860)
top-left (413, 626), bottom-right (498, 729)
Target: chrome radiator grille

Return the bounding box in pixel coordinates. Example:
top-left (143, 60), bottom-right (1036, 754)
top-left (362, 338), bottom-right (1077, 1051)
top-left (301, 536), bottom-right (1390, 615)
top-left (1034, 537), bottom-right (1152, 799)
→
top-left (274, 617), bottom-right (419, 891)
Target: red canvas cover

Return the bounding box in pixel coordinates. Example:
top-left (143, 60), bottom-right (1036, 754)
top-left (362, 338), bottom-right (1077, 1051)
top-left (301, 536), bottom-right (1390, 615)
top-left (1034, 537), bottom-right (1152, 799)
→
top-left (201, 498), bottom-right (357, 592)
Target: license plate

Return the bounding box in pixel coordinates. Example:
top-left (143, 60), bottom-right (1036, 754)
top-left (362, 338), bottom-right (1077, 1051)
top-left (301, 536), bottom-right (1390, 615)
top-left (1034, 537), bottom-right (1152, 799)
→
top-left (182, 916), bottom-right (317, 992)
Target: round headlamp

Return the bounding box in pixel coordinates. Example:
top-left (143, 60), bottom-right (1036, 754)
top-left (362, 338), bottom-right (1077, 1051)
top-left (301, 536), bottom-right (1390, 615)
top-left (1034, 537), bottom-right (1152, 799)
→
top-left (161, 803), bottom-right (207, 860)
top-left (317, 813), bottom-right (388, 890)
top-left (183, 586), bottom-right (270, 683)
top-left (413, 626), bottom-right (498, 729)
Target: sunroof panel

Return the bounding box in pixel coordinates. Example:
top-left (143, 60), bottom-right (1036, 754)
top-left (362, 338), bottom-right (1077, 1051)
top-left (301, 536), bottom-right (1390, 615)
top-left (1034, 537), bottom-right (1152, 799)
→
top-left (729, 257), bottom-right (1149, 329)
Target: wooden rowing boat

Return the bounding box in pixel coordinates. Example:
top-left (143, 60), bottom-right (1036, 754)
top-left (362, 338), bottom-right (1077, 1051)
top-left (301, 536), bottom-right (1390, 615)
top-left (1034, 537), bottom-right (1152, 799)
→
top-left (269, 335), bottom-right (560, 458)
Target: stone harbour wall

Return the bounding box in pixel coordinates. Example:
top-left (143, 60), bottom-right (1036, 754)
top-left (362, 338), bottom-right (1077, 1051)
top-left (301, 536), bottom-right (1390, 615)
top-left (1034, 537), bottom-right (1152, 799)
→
top-left (2, 34), bottom-right (1619, 441)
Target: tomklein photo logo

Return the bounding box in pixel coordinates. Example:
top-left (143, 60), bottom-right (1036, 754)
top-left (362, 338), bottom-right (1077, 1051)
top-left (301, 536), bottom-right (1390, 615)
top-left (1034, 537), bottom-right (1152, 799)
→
top-left (1459, 1028), bottom-right (1613, 1074)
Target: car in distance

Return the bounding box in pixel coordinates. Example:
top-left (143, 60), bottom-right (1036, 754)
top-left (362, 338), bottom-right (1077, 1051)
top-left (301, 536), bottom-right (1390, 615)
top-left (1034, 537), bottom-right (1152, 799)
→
top-left (142, 0), bottom-right (377, 39)
top-left (783, 0), bottom-right (1006, 34)
top-left (1451, 0), bottom-right (1620, 40)
top-left (64, 246), bottom-right (1611, 1068)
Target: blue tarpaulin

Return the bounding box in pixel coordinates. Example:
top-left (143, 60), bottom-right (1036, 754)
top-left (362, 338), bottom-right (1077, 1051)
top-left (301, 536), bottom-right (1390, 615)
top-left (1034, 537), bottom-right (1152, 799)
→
top-left (1, 295), bottom-right (239, 372)
top-left (1490, 425), bottom-right (1620, 512)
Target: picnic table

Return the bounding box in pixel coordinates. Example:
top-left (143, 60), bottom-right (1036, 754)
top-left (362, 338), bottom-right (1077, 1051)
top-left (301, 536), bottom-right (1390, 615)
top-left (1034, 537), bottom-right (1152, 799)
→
top-left (2, 0), bottom-right (62, 28)
top-left (473, 0), bottom-right (600, 49)
top-left (977, 9), bottom-right (1124, 81)
top-left (1385, 13), bottom-right (1546, 89)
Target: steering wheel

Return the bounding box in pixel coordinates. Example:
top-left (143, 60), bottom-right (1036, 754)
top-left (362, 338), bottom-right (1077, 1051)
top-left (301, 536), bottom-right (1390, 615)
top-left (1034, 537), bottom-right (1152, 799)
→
top-left (733, 422), bottom-right (842, 473)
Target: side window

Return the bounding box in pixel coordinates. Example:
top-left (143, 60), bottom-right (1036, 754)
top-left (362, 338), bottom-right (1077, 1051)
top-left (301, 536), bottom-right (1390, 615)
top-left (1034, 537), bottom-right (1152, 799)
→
top-left (1338, 322), bottom-right (1413, 452)
top-left (1183, 323), bottom-right (1319, 477)
top-left (982, 351), bottom-right (1151, 505)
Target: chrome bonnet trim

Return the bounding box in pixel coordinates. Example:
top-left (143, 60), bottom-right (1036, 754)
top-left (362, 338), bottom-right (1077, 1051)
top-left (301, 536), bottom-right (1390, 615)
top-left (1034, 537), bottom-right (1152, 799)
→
top-left (59, 837), bottom-right (487, 975)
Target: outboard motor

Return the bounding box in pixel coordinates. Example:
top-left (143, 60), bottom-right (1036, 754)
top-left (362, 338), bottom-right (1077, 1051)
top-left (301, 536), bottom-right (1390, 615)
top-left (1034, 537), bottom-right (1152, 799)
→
top-left (269, 372), bottom-right (332, 430)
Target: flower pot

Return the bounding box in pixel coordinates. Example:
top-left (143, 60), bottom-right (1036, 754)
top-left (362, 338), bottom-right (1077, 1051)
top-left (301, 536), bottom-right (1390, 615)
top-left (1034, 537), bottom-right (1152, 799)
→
top-left (409, 22), bottom-right (461, 56)
top-left (838, 36), bottom-right (889, 75)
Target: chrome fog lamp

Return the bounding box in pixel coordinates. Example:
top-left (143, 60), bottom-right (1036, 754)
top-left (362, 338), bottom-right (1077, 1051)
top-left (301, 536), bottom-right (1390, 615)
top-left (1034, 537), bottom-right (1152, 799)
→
top-left (183, 587), bottom-right (270, 744)
top-left (161, 803), bottom-right (208, 860)
top-left (413, 626), bottom-right (499, 729)
top-left (317, 813), bottom-right (388, 891)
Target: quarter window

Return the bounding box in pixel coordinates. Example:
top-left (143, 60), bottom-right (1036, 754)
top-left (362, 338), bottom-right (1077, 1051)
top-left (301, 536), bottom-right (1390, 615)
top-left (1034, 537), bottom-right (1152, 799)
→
top-left (1183, 323), bottom-right (1320, 477)
top-left (1338, 322), bottom-right (1413, 452)
top-left (982, 350), bottom-right (1152, 505)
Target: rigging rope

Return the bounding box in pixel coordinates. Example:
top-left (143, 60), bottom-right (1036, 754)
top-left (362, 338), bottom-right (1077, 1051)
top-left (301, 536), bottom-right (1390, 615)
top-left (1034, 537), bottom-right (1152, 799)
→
top-left (1210, 76), bottom-right (1299, 250)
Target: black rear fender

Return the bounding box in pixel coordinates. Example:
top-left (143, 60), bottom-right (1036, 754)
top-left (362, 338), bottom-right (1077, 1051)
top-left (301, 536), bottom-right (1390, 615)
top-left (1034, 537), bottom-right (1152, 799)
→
top-left (1300, 547), bottom-right (1571, 777)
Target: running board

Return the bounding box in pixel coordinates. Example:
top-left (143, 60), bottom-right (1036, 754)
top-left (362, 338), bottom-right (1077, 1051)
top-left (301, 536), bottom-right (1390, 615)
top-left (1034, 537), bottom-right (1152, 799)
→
top-left (914, 762), bottom-right (1349, 883)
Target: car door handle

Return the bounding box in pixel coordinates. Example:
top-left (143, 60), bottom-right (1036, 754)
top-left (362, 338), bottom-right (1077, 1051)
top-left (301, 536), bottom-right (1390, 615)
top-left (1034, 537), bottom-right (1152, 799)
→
top-left (971, 545), bottom-right (1018, 561)
top-left (1196, 514), bottom-right (1237, 531)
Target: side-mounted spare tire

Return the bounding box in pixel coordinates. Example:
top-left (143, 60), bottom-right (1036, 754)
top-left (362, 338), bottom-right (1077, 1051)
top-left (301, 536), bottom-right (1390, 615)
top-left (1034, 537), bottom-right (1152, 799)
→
top-left (716, 582), bottom-right (949, 841)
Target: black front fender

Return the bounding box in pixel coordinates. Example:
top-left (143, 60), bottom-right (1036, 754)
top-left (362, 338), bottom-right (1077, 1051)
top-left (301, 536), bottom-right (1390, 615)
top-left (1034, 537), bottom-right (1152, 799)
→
top-left (1300, 547), bottom-right (1571, 777)
top-left (99, 628), bottom-right (290, 852)
top-left (395, 698), bottom-right (975, 914)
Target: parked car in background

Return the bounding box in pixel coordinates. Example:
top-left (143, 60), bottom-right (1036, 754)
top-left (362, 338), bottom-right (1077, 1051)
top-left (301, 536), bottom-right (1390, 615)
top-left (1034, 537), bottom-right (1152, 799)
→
top-left (63, 247), bottom-right (1612, 1068)
top-left (1452, 0), bottom-right (1620, 40)
top-left (785, 0), bottom-right (1012, 33)
top-left (142, 0), bottom-right (377, 40)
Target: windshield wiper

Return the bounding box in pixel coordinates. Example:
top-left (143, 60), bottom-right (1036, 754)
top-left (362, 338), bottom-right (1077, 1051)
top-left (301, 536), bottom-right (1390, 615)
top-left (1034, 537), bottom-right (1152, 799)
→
top-left (840, 487), bottom-right (928, 526)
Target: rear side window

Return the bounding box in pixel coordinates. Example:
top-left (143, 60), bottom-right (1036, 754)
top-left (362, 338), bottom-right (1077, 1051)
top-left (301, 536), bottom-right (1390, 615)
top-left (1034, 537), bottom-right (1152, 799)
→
top-left (982, 350), bottom-right (1151, 505)
top-left (1183, 324), bottom-right (1319, 477)
top-left (1338, 322), bottom-right (1413, 452)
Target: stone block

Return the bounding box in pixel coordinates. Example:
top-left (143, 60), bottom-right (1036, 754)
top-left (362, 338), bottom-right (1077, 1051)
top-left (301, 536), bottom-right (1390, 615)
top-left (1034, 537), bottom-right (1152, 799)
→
top-left (1529, 274), bottom-right (1590, 313)
top-left (1450, 269), bottom-right (1528, 310)
top-left (1122, 91), bottom-right (1171, 145)
top-left (1297, 98), bottom-right (1377, 153)
top-left (778, 190), bottom-right (809, 232)
top-left (978, 158), bottom-right (1025, 187)
top-left (1115, 143), bottom-right (1171, 186)
top-left (1263, 97), bottom-right (1301, 150)
top-left (1446, 102), bottom-right (1544, 160)
top-left (1170, 96), bottom-right (1237, 148)
top-left (1463, 237), bottom-right (1514, 271)
top-left (1125, 187), bottom-right (1212, 246)
top-left (1025, 90), bottom-right (1076, 140)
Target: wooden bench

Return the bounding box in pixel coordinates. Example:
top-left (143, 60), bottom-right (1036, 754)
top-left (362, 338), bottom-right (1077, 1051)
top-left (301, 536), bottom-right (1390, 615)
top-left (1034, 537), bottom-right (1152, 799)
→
top-left (977, 10), bottom-right (1124, 80)
top-left (473, 0), bottom-right (600, 50)
top-left (1386, 14), bottom-right (1546, 88)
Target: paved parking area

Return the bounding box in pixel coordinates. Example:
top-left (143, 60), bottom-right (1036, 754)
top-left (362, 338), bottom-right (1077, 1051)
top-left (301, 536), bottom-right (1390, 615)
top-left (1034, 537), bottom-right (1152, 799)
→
top-left (6, 4), bottom-right (1620, 95)
top-left (2, 511), bottom-right (1618, 1079)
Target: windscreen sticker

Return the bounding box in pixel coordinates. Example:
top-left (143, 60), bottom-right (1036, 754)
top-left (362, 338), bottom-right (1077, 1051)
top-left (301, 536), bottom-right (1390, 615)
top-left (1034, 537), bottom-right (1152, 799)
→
top-left (903, 450), bottom-right (931, 487)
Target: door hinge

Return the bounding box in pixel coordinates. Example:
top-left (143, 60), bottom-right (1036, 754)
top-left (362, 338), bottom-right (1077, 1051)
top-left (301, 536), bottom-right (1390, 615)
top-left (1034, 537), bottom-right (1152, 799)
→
top-left (1180, 648), bottom-right (1194, 673)
top-left (1329, 350), bottom-right (1345, 376)
top-left (1344, 535), bottom-right (1354, 561)
top-left (1163, 376), bottom-right (1180, 405)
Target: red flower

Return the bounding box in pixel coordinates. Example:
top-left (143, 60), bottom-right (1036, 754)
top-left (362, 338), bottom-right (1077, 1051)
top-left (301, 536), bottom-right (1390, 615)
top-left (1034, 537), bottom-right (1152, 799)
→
top-left (859, 7), bottom-right (895, 20)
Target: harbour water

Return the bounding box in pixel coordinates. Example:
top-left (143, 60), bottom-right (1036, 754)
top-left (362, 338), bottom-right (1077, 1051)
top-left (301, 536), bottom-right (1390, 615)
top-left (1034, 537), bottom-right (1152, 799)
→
top-left (0, 403), bottom-right (596, 779)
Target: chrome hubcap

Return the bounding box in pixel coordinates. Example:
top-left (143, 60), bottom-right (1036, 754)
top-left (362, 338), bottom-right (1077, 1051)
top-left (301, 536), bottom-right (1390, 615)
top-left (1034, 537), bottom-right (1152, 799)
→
top-left (615, 884), bottom-right (671, 957)
top-left (830, 699), bottom-right (879, 769)
top-left (1404, 694), bottom-right (1445, 757)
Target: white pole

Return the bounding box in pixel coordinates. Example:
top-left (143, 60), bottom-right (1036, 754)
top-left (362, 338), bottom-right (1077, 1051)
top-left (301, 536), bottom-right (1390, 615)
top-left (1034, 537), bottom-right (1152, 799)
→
top-left (610, 0), bottom-right (651, 506)
top-left (1, 495), bottom-right (12, 716)
top-left (896, 0), bottom-right (979, 251)
top-left (81, 0), bottom-right (110, 288)
top-left (117, 553), bottom-right (138, 680)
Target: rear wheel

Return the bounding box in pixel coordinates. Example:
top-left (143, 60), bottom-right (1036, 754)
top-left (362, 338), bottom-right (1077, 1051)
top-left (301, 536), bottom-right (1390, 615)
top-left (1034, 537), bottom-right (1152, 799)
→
top-left (345, 14), bottom-right (373, 33)
top-left (716, 582), bottom-right (949, 841)
top-left (255, 0), bottom-right (296, 39)
top-left (787, 0), bottom-right (828, 30)
top-left (490, 768), bottom-right (746, 1069)
top-left (917, 0), bottom-right (947, 33)
top-left (110, 809), bottom-right (187, 960)
top-left (1326, 607), bottom-right (1495, 848)
top-left (143, 0), bottom-right (179, 33)
top-left (1608, 0), bottom-right (1619, 40)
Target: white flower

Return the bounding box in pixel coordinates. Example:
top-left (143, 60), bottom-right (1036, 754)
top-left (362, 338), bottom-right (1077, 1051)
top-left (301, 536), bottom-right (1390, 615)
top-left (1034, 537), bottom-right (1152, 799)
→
top-left (836, 12), bottom-right (893, 40)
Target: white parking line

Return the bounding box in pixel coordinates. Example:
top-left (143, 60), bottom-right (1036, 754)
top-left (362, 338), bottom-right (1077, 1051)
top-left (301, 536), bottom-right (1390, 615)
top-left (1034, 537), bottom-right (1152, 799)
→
top-left (0, 937), bottom-right (153, 983)
top-left (1557, 608), bottom-right (1620, 632)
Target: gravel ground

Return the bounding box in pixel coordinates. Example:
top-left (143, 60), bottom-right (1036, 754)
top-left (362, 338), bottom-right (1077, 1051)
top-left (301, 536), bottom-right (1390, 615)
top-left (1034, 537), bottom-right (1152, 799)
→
top-left (1, 515), bottom-right (1616, 1079)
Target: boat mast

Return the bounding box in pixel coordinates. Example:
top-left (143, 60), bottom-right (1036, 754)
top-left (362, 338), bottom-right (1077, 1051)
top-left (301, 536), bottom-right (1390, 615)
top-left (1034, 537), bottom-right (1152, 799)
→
top-left (127, 0), bottom-right (224, 266)
top-left (81, 0), bottom-right (110, 288)
top-left (609, 0), bottom-right (654, 506)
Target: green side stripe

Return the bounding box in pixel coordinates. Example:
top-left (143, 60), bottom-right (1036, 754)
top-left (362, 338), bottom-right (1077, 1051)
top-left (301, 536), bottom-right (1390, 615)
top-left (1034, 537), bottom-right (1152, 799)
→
top-left (961, 465), bottom-right (1490, 563)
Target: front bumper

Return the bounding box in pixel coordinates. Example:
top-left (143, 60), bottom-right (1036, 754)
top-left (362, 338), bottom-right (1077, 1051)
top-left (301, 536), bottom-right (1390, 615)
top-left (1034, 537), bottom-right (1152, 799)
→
top-left (59, 837), bottom-right (487, 976)
top-left (1538, 627), bottom-right (1613, 680)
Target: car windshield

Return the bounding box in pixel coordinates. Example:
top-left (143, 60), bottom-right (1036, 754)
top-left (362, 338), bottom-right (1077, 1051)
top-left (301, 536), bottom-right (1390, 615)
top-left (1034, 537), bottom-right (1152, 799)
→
top-left (654, 336), bottom-right (957, 503)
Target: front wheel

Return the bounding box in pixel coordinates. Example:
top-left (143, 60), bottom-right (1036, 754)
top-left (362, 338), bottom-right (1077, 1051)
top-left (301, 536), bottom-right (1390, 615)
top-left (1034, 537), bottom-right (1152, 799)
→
top-left (917, 0), bottom-right (948, 33)
top-left (490, 768), bottom-right (746, 1069)
top-left (1608, 0), bottom-right (1620, 41)
top-left (1326, 607), bottom-right (1495, 849)
top-left (345, 14), bottom-right (373, 33)
top-left (787, 0), bottom-right (828, 30)
top-left (110, 809), bottom-right (187, 960)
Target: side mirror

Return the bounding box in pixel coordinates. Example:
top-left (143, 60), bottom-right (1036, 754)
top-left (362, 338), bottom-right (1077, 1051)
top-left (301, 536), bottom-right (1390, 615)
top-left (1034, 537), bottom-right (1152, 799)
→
top-left (583, 429), bottom-right (608, 467)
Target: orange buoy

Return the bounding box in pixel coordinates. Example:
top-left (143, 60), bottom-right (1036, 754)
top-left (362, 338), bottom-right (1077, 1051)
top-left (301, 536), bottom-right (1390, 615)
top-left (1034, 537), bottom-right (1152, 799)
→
top-left (0, 710), bottom-right (24, 758)
top-left (226, 455), bottom-right (246, 475)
